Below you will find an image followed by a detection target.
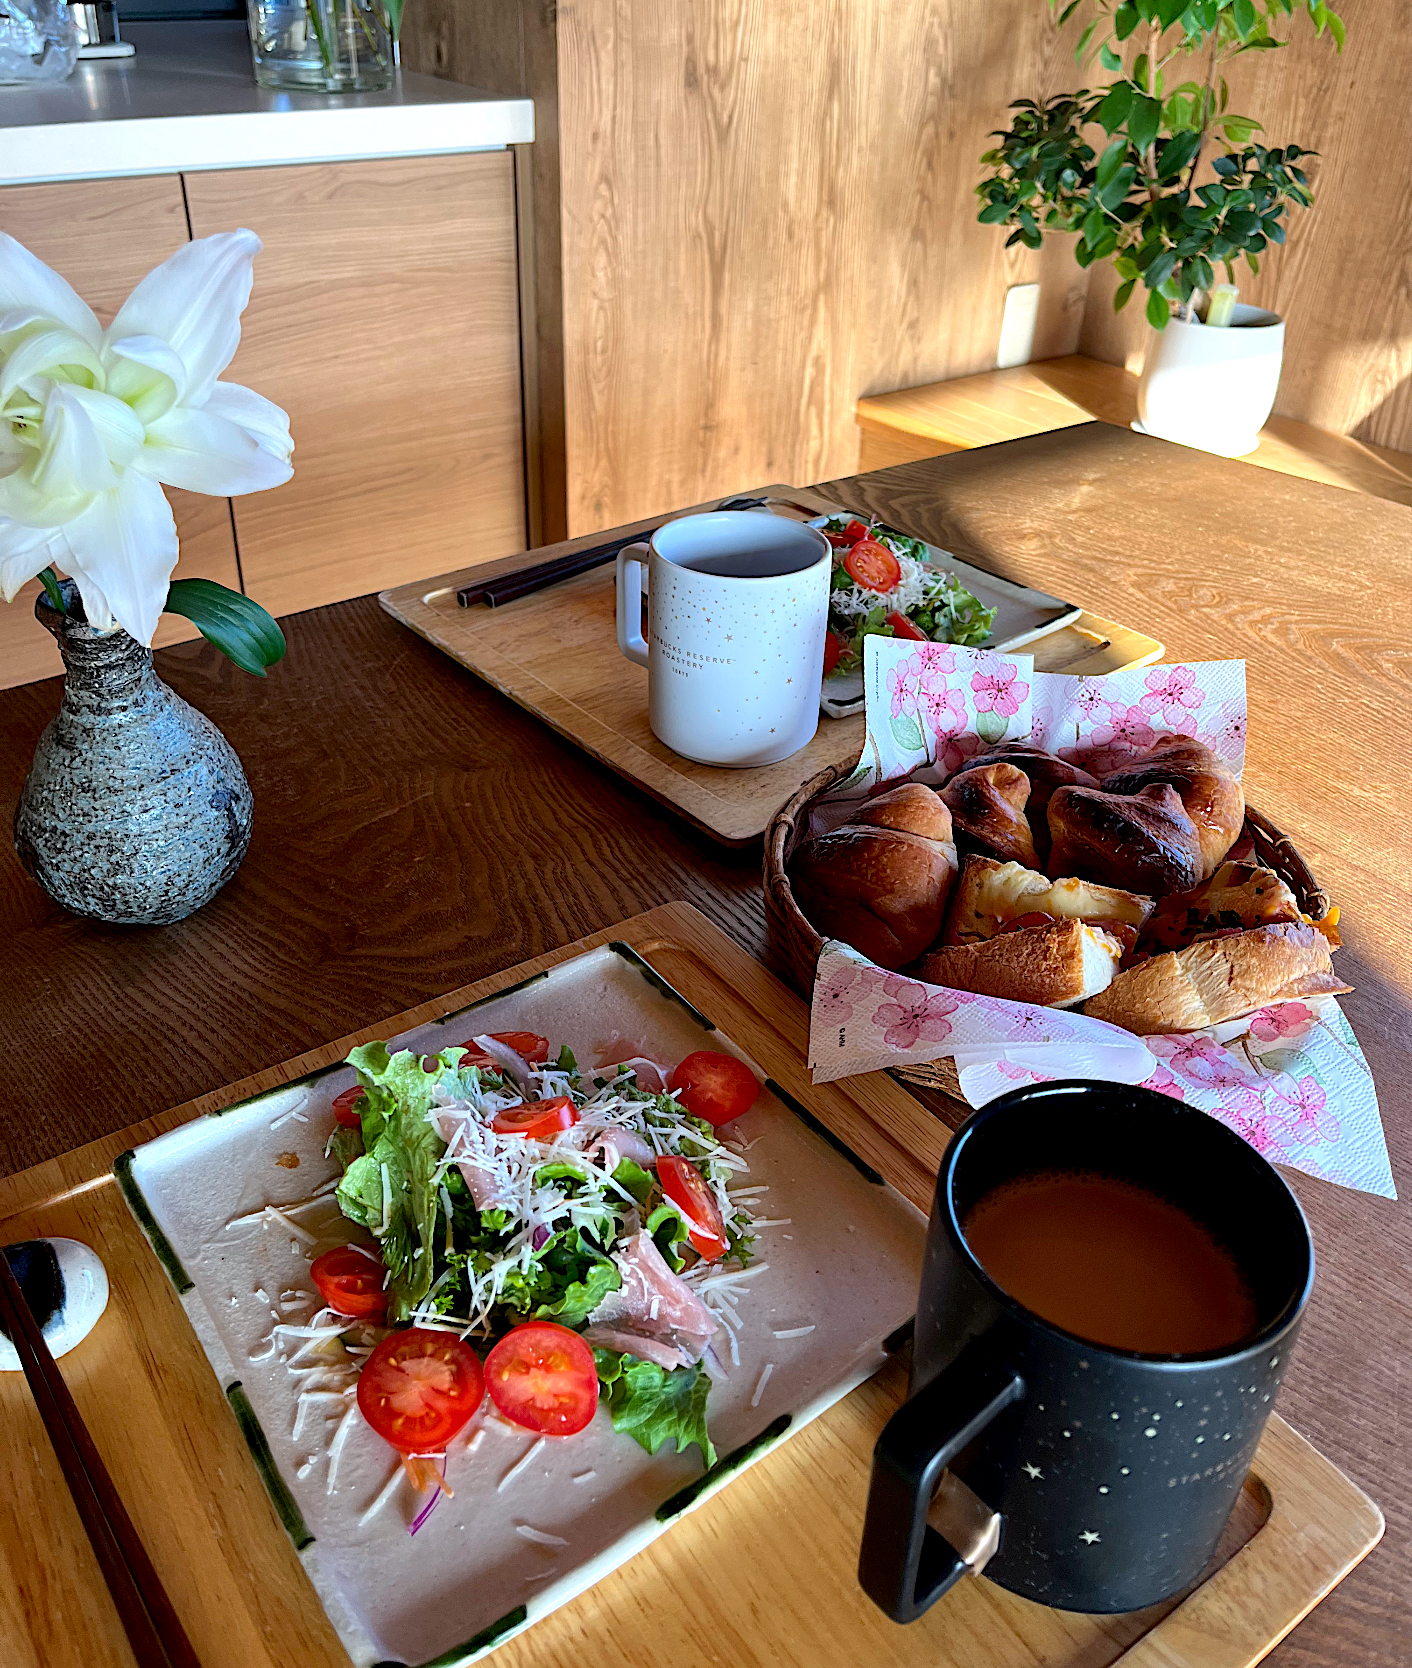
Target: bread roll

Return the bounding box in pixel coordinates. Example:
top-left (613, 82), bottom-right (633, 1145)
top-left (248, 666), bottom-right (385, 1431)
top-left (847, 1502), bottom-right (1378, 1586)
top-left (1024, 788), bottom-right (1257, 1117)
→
top-left (1083, 922), bottom-right (1351, 1034)
top-left (920, 918), bottom-right (1123, 1008)
top-left (1047, 782), bottom-right (1204, 897)
top-left (941, 762), bottom-right (1038, 868)
top-left (944, 854), bottom-right (1154, 945)
top-left (950, 746), bottom-right (1097, 862)
top-left (852, 781), bottom-right (956, 851)
top-left (1142, 861), bottom-right (1303, 953)
top-left (791, 824), bottom-right (956, 971)
top-left (1101, 736), bottom-right (1244, 879)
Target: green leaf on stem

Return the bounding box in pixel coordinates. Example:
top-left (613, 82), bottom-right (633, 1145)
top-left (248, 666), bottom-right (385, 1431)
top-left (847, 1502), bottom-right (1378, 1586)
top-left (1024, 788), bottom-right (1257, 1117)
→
top-left (164, 579), bottom-right (286, 677)
top-left (1114, 2), bottom-right (1140, 39)
top-left (1114, 277), bottom-right (1137, 311)
top-left (1146, 287), bottom-right (1171, 329)
top-left (1127, 92), bottom-right (1162, 154)
top-left (1095, 134), bottom-right (1128, 189)
top-left (37, 566), bottom-right (67, 613)
top-left (1094, 81), bottom-right (1133, 133)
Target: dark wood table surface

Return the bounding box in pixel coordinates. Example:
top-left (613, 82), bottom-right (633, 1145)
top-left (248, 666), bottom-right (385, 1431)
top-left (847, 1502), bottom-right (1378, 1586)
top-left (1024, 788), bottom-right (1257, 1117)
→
top-left (1, 426), bottom-right (1407, 1665)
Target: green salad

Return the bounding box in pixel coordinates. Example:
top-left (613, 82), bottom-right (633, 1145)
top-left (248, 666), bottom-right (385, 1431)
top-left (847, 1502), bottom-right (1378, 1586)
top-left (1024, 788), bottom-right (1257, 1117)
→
top-left (821, 516), bottom-right (995, 677)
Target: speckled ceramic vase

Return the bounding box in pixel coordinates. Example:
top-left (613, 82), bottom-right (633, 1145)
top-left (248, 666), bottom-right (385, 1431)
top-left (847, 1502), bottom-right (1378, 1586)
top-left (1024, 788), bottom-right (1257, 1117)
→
top-left (13, 586), bottom-right (254, 925)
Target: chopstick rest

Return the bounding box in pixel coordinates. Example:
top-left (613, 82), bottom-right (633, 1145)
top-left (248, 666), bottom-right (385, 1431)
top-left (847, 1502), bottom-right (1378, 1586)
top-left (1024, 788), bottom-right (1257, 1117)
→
top-left (0, 1237), bottom-right (109, 1372)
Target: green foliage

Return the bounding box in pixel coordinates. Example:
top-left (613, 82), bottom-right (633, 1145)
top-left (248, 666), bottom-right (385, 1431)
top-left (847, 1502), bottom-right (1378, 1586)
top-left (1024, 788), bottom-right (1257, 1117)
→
top-left (979, 0), bottom-right (1337, 324)
top-left (163, 579), bottom-right (286, 676)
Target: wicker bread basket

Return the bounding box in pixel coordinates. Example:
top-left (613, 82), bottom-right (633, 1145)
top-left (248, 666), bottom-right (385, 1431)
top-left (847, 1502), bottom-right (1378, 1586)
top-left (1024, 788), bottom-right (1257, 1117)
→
top-left (763, 762), bottom-right (1333, 1098)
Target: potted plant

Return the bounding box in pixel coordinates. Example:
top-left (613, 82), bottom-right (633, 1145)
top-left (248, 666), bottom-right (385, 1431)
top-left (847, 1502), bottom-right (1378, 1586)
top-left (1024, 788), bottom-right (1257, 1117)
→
top-left (975, 0), bottom-right (1345, 456)
top-left (1, 229), bottom-right (292, 925)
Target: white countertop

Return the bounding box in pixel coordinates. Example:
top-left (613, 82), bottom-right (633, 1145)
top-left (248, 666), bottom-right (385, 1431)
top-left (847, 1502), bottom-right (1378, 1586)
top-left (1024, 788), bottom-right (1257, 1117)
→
top-left (0, 22), bottom-right (534, 186)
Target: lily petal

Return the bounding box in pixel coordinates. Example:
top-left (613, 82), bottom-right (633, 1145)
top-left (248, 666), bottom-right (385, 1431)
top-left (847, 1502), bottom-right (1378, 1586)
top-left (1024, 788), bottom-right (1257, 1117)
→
top-left (30, 382), bottom-right (118, 499)
top-left (0, 517), bottom-right (60, 602)
top-left (135, 404), bottom-right (293, 495)
top-left (104, 335), bottom-right (186, 426)
top-left (202, 381), bottom-right (293, 463)
top-left (0, 235), bottom-right (103, 349)
top-left (59, 384), bottom-right (147, 469)
top-left (59, 470), bottom-right (178, 645)
top-left (0, 325), bottom-right (105, 406)
top-left (105, 231), bottom-right (260, 407)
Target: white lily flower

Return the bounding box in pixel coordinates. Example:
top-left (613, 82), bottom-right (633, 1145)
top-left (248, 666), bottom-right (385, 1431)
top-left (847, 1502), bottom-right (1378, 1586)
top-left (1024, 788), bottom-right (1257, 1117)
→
top-left (0, 229), bottom-right (292, 646)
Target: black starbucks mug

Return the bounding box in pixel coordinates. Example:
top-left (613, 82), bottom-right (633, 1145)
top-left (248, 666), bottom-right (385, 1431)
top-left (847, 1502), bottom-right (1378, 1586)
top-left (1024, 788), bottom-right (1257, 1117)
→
top-left (859, 1080), bottom-right (1314, 1619)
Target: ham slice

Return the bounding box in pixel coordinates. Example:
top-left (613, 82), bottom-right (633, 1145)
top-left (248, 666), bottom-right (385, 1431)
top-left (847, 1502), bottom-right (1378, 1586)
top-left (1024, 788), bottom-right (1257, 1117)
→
top-left (585, 1230), bottom-right (718, 1369)
top-left (584, 1126), bottom-right (657, 1173)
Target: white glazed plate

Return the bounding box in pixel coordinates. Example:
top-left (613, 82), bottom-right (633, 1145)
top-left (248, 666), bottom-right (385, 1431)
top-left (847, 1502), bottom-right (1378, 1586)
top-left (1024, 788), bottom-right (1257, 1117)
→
top-left (117, 943), bottom-right (926, 1668)
top-left (809, 512), bottom-right (1082, 719)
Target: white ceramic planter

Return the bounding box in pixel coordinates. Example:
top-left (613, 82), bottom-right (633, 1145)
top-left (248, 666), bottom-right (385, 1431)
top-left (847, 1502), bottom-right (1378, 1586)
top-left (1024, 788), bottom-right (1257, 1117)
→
top-left (1135, 302), bottom-right (1285, 457)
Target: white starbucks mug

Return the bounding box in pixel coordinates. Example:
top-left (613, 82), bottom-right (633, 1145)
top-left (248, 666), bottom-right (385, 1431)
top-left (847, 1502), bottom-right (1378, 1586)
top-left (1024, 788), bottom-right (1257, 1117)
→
top-left (615, 511), bottom-right (832, 767)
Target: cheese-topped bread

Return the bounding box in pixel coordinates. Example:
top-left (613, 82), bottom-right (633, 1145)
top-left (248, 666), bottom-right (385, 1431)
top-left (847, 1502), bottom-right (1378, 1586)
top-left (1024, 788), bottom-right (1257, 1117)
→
top-left (919, 918), bottom-right (1124, 1009)
top-left (943, 855), bottom-right (1155, 946)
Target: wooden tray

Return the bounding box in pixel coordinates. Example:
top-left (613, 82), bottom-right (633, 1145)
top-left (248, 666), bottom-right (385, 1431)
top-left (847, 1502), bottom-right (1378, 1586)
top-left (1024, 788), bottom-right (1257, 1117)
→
top-left (0, 905), bottom-right (1380, 1668)
top-left (379, 486), bottom-right (1164, 845)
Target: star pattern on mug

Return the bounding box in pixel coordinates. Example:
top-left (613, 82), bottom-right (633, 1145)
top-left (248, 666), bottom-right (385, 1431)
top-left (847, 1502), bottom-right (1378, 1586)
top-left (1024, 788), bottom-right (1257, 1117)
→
top-left (1080, 1530), bottom-right (1101, 1545)
top-left (1022, 1462), bottom-right (1043, 1479)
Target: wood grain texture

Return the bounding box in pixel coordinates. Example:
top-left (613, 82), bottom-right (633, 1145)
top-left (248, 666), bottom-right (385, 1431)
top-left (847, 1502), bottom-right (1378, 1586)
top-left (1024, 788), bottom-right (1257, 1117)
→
top-left (857, 355), bottom-right (1412, 504)
top-left (0, 177), bottom-right (243, 688)
top-left (0, 906), bottom-right (1383, 1668)
top-left (0, 432), bottom-right (1406, 1664)
top-left (378, 480), bottom-right (1162, 844)
top-left (1078, 0), bottom-right (1412, 450)
top-left (404, 0), bottom-right (1091, 538)
top-left (183, 156), bottom-right (526, 618)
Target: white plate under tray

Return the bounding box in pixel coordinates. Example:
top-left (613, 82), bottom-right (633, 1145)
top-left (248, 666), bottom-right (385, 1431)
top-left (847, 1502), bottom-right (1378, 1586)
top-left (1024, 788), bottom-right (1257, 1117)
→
top-left (117, 942), bottom-right (927, 1668)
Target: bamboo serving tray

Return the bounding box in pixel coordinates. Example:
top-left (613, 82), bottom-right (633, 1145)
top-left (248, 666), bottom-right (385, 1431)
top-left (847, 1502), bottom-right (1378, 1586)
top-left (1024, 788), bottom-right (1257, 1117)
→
top-left (0, 905), bottom-right (1381, 1668)
top-left (379, 486), bottom-right (1164, 846)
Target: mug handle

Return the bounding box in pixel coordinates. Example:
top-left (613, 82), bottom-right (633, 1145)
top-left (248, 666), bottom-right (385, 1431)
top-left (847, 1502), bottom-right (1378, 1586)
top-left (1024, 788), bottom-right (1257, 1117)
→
top-left (858, 1342), bottom-right (1025, 1623)
top-left (616, 543), bottom-right (650, 668)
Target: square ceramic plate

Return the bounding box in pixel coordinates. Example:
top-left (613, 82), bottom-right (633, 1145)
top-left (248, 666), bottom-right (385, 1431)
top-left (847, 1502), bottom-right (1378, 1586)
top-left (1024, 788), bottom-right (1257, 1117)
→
top-left (809, 510), bottom-right (1082, 718)
top-left (117, 943), bottom-right (926, 1668)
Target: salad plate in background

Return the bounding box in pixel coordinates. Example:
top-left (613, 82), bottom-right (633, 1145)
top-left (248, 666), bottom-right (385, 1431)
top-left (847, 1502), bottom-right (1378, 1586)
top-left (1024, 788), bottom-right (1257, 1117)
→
top-left (117, 943), bottom-right (925, 1668)
top-left (812, 514), bottom-right (1081, 718)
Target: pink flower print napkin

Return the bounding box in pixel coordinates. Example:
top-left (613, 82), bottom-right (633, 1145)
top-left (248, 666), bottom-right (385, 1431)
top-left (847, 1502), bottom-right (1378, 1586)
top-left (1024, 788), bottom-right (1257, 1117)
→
top-left (803, 637), bottom-right (1394, 1198)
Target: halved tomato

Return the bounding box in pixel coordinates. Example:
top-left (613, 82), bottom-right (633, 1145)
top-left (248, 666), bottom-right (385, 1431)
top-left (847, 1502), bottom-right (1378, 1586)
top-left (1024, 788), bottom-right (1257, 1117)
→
top-left (357, 1329), bottom-right (484, 1453)
top-left (491, 1095), bottom-right (578, 1139)
top-left (886, 610), bottom-right (928, 641)
top-left (311, 1245), bottom-right (387, 1319)
top-left (657, 1155), bottom-right (728, 1261)
top-left (457, 1031), bottom-right (551, 1069)
top-left (332, 1085), bottom-right (366, 1128)
top-left (484, 1322), bottom-right (600, 1436)
top-left (822, 629), bottom-right (848, 678)
top-left (825, 518), bottom-right (870, 550)
top-left (668, 1050), bottom-right (761, 1127)
top-left (843, 538), bottom-right (902, 594)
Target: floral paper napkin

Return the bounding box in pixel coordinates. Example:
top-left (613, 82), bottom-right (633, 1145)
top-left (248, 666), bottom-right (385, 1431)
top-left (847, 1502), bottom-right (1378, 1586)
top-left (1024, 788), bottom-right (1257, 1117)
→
top-left (805, 637), bottom-right (1394, 1199)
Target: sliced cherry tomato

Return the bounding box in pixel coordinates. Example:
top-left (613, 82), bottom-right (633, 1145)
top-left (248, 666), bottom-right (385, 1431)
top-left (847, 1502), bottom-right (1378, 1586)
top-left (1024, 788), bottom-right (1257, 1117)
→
top-left (484, 1322), bottom-right (600, 1436)
top-left (491, 1095), bottom-right (579, 1139)
top-left (825, 517), bottom-right (870, 550)
top-left (310, 1245), bottom-right (387, 1319)
top-left (843, 537), bottom-right (902, 594)
top-left (357, 1328), bottom-right (484, 1452)
top-left (822, 629), bottom-right (848, 678)
top-left (657, 1155), bottom-right (729, 1260)
top-left (456, 1031), bottom-right (551, 1069)
top-left (668, 1050), bottom-right (761, 1128)
top-left (332, 1085), bottom-right (366, 1128)
top-left (886, 610), bottom-right (928, 641)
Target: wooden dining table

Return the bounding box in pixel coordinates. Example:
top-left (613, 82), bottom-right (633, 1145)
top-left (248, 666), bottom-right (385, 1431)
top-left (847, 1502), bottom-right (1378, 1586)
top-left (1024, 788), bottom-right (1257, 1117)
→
top-left (1, 423), bottom-right (1407, 1667)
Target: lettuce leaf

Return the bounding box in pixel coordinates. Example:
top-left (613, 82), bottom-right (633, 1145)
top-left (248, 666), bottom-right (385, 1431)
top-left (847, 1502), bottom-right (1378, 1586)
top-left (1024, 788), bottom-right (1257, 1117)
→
top-left (593, 1349), bottom-right (715, 1467)
top-left (334, 1042), bottom-right (451, 1324)
top-left (533, 1252), bottom-right (620, 1327)
top-left (646, 1202), bottom-right (691, 1272)
top-left (612, 1158), bottom-right (654, 1206)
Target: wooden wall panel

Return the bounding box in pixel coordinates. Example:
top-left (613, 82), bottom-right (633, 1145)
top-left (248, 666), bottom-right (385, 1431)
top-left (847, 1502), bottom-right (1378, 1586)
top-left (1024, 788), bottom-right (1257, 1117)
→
top-left (1079, 0), bottom-right (1411, 451)
top-left (0, 178), bottom-right (243, 689)
top-left (184, 155), bottom-right (526, 618)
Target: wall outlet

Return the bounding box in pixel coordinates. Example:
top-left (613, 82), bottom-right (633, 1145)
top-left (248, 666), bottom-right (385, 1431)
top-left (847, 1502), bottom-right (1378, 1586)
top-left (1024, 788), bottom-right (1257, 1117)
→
top-left (996, 283), bottom-right (1040, 369)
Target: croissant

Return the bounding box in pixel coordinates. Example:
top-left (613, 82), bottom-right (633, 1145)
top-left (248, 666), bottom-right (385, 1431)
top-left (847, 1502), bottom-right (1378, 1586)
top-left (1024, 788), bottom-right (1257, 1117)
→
top-left (941, 762), bottom-right (1039, 869)
top-left (1101, 736), bottom-right (1244, 880)
top-left (950, 745), bottom-right (1097, 863)
top-left (1047, 782), bottom-right (1204, 897)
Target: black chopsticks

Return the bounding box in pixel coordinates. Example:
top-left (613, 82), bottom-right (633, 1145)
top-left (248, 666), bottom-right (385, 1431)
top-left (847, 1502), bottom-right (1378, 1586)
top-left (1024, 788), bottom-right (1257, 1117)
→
top-left (0, 1246), bottom-right (202, 1668)
top-left (456, 494), bottom-right (803, 609)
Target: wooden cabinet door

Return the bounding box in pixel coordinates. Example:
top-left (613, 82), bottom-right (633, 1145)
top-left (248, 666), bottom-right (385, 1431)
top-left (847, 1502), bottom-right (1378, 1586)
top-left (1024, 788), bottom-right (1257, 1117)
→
top-left (0, 178), bottom-right (243, 689)
top-left (184, 154), bottom-right (526, 618)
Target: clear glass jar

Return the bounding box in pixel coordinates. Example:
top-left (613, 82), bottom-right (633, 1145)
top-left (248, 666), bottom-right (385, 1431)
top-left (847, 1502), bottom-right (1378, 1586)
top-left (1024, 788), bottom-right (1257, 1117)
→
top-left (246, 0), bottom-right (393, 94)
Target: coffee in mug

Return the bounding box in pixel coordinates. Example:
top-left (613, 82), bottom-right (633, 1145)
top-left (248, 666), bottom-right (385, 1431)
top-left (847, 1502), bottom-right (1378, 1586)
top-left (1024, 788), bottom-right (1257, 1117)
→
top-left (615, 511), bottom-right (831, 767)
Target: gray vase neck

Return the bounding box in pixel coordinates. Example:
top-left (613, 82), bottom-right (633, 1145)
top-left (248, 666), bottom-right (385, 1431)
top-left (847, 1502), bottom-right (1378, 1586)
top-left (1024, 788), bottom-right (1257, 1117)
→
top-left (36, 588), bottom-right (162, 709)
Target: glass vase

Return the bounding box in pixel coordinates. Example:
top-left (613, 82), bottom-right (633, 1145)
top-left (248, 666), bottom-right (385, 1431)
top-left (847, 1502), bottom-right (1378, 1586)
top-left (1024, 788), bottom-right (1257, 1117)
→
top-left (246, 0), bottom-right (393, 94)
